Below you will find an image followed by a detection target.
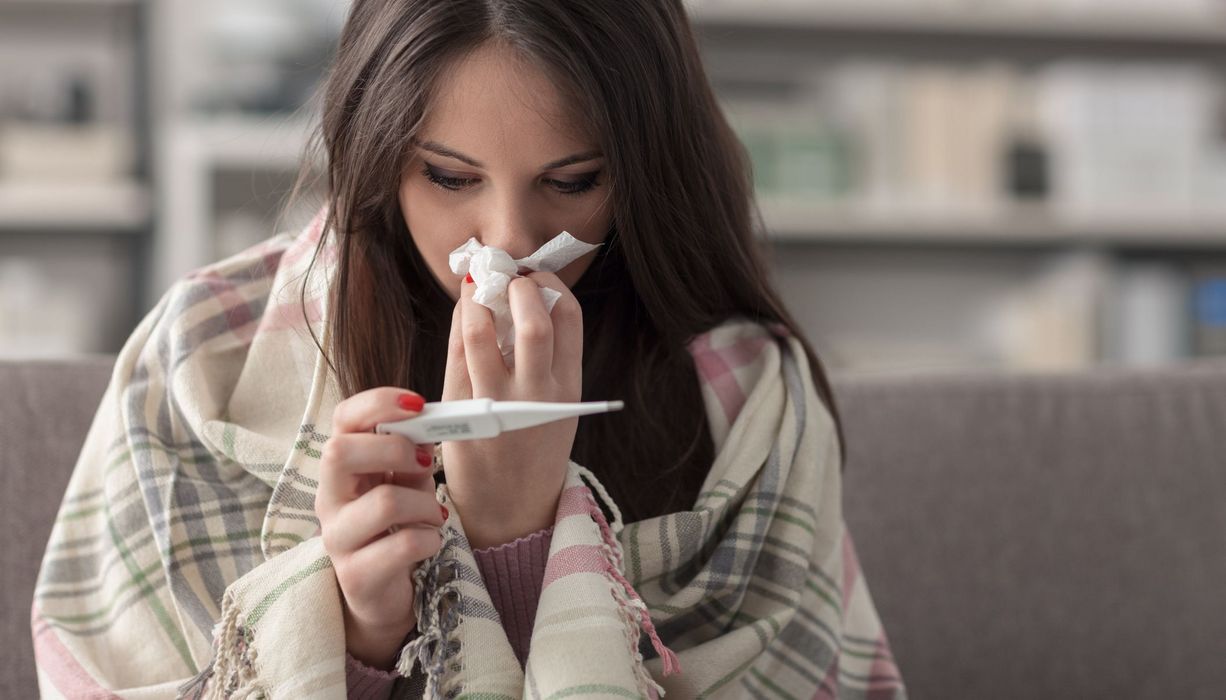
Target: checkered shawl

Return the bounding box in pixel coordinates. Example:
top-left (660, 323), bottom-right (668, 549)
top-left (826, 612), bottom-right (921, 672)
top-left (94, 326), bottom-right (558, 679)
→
top-left (31, 210), bottom-right (906, 699)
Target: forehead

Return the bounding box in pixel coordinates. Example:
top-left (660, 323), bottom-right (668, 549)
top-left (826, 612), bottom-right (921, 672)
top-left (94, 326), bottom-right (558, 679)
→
top-left (419, 42), bottom-right (594, 161)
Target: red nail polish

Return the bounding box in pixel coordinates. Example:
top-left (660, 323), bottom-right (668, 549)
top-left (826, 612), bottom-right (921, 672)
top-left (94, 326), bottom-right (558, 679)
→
top-left (417, 449), bottom-right (432, 467)
top-left (465, 272), bottom-right (474, 284)
top-left (440, 505), bottom-right (449, 520)
top-left (398, 394), bottom-right (424, 412)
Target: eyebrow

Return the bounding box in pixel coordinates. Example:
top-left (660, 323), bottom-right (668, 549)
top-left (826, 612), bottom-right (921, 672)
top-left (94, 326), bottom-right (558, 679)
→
top-left (415, 139), bottom-right (602, 171)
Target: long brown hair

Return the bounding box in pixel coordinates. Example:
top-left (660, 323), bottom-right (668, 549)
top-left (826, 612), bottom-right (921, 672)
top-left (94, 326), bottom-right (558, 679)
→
top-left (290, 0), bottom-right (845, 523)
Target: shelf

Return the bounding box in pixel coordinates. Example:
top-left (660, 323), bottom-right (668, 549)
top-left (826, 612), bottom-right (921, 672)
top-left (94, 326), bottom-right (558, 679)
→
top-left (761, 200), bottom-right (1226, 248)
top-left (168, 114), bottom-right (320, 171)
top-left (0, 0), bottom-right (138, 5)
top-left (0, 0), bottom-right (138, 10)
top-left (690, 2), bottom-right (1226, 48)
top-left (0, 181), bottom-right (151, 232)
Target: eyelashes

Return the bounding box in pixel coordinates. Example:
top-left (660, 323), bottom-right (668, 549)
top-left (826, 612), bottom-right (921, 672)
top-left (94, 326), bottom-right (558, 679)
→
top-left (421, 163), bottom-right (601, 197)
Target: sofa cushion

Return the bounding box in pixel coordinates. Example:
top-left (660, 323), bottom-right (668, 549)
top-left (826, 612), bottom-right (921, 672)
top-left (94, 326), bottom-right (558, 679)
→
top-left (837, 362), bottom-right (1226, 700)
top-left (1, 357), bottom-right (114, 699)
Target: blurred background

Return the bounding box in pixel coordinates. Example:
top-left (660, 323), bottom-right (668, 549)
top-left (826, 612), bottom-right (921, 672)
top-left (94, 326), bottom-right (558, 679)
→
top-left (1, 0), bottom-right (1224, 375)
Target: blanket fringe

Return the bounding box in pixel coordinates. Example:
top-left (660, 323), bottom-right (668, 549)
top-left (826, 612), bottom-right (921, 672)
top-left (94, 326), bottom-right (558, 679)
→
top-left (397, 497), bottom-right (463, 696)
top-left (176, 662), bottom-right (213, 699)
top-left (577, 465), bottom-right (682, 691)
top-left (174, 591), bottom-right (266, 699)
top-left (579, 464), bottom-right (625, 535)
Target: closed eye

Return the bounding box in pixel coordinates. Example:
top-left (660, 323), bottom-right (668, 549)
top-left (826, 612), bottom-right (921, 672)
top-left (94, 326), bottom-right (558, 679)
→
top-left (544, 173), bottom-right (600, 196)
top-left (422, 164), bottom-right (476, 191)
top-left (422, 163), bottom-right (602, 197)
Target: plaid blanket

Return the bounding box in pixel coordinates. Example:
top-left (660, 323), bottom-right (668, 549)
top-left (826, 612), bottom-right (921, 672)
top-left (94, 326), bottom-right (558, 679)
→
top-left (31, 210), bottom-right (906, 699)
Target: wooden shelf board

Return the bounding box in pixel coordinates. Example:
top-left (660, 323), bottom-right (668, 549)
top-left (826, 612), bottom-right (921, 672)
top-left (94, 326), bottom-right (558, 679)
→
top-left (690, 2), bottom-right (1226, 46)
top-left (0, 181), bottom-right (151, 232)
top-left (761, 201), bottom-right (1226, 248)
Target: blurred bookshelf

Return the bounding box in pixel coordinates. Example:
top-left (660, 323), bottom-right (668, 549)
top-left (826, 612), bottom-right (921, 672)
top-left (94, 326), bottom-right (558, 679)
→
top-left (2, 0), bottom-right (1225, 375)
top-left (693, 0), bottom-right (1226, 374)
top-left (0, 0), bottom-right (152, 356)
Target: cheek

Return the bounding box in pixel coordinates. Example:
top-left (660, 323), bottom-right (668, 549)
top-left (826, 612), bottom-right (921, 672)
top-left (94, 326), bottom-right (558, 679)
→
top-left (567, 202), bottom-right (613, 246)
top-left (555, 203), bottom-right (613, 284)
top-left (401, 175), bottom-right (433, 221)
top-left (400, 182), bottom-right (466, 285)
top-left (402, 183), bottom-right (449, 244)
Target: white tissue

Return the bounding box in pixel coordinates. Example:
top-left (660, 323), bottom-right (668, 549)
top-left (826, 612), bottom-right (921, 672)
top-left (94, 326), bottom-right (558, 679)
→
top-left (448, 231), bottom-right (600, 367)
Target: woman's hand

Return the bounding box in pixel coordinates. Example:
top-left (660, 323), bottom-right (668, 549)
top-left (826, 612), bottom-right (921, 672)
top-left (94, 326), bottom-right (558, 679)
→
top-left (315, 388), bottom-right (447, 670)
top-left (440, 272), bottom-right (583, 549)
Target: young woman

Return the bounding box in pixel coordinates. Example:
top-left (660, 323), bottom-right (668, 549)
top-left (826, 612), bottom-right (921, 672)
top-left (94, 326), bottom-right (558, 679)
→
top-left (33, 1), bottom-right (906, 698)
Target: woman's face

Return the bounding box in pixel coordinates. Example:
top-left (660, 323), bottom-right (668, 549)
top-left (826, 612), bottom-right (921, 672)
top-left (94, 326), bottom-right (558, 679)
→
top-left (399, 42), bottom-right (614, 303)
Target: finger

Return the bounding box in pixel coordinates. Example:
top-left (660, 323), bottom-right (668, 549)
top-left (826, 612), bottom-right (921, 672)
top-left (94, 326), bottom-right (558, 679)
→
top-left (389, 441), bottom-right (437, 488)
top-left (506, 276), bottom-right (554, 382)
top-left (339, 525), bottom-right (443, 605)
top-left (331, 386), bottom-right (426, 435)
top-left (325, 484), bottom-right (445, 554)
top-left (526, 271), bottom-right (583, 383)
top-left (441, 297), bottom-right (471, 402)
top-left (460, 276), bottom-right (510, 392)
top-left (316, 433), bottom-right (435, 515)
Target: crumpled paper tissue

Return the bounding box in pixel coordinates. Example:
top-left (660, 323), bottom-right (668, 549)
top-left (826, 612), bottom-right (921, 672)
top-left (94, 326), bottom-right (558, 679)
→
top-left (448, 231), bottom-right (600, 367)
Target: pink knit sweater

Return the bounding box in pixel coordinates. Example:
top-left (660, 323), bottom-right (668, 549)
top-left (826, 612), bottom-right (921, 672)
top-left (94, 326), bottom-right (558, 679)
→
top-left (345, 527), bottom-right (554, 699)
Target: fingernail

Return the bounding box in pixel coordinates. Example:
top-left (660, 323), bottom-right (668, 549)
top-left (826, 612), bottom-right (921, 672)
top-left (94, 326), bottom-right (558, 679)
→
top-left (417, 449), bottom-right (432, 467)
top-left (440, 505), bottom-right (449, 520)
top-left (398, 393), bottom-right (424, 412)
top-left (465, 272), bottom-right (473, 284)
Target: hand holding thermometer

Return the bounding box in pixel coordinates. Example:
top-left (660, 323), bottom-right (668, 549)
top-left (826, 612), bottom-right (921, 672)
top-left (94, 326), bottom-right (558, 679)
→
top-left (374, 397), bottom-right (624, 443)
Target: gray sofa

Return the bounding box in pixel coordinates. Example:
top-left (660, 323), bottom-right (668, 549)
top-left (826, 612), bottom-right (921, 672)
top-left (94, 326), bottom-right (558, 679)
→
top-left (5, 356), bottom-right (1226, 699)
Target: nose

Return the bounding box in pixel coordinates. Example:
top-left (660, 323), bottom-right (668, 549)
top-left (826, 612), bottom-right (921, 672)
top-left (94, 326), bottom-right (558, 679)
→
top-left (477, 188), bottom-right (544, 260)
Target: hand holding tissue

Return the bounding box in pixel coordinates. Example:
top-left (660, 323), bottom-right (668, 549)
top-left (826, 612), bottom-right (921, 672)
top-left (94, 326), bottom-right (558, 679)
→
top-left (448, 231), bottom-right (600, 367)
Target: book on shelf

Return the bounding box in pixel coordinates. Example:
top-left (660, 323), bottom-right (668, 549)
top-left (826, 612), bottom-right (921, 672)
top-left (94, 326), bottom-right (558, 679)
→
top-left (1192, 266), bottom-right (1226, 357)
top-left (1104, 262), bottom-right (1191, 366)
top-left (0, 258), bottom-right (101, 358)
top-left (983, 251), bottom-right (1108, 370)
top-left (1038, 62), bottom-right (1222, 221)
